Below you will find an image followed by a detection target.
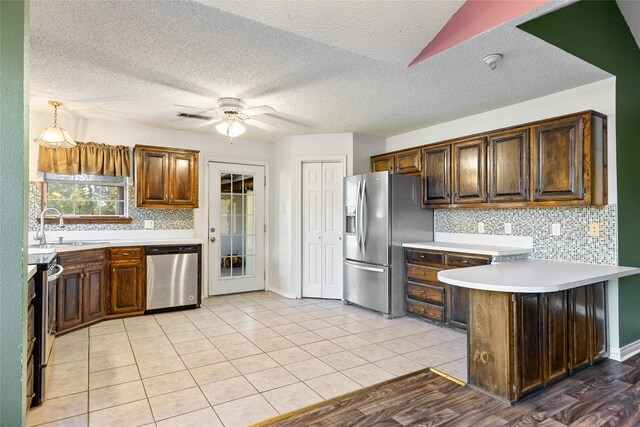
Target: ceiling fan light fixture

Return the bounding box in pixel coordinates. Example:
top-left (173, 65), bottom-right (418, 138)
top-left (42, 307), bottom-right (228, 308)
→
top-left (216, 117), bottom-right (245, 138)
top-left (35, 101), bottom-right (77, 149)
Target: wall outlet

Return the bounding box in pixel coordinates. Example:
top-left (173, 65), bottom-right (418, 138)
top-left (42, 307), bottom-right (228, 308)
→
top-left (478, 222), bottom-right (485, 234)
top-left (589, 223), bottom-right (600, 237)
top-left (504, 223), bottom-right (512, 234)
top-left (144, 220), bottom-right (154, 230)
top-left (551, 223), bottom-right (561, 236)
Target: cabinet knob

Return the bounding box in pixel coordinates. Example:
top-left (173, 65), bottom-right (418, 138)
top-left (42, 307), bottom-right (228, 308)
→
top-left (28, 292), bottom-right (36, 300)
top-left (420, 255), bottom-right (425, 258)
top-left (30, 337), bottom-right (36, 343)
top-left (462, 260), bottom-right (469, 264)
top-left (122, 253), bottom-right (130, 256)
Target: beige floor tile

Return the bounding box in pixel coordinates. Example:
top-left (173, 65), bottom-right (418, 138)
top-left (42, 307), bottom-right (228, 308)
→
top-left (342, 363), bottom-right (395, 387)
top-left (262, 382), bottom-right (322, 414)
top-left (284, 358), bottom-right (335, 381)
top-left (331, 334), bottom-right (371, 350)
top-left (257, 316), bottom-right (292, 327)
top-left (374, 355), bottom-right (425, 376)
top-left (88, 343), bottom-right (132, 360)
top-left (320, 350), bottom-right (369, 371)
top-left (143, 370), bottom-right (197, 397)
top-left (123, 316), bottom-right (159, 331)
top-left (323, 315), bottom-right (357, 326)
top-left (129, 334), bottom-right (171, 350)
top-left (305, 372), bottom-right (362, 399)
top-left (148, 387), bottom-right (210, 421)
top-left (155, 407), bottom-right (222, 427)
top-left (200, 375), bottom-right (258, 406)
top-left (26, 392), bottom-right (88, 426)
top-left (47, 372), bottom-right (89, 399)
top-left (89, 352), bottom-right (135, 373)
top-left (154, 312), bottom-right (190, 326)
top-left (267, 346), bottom-right (314, 365)
top-left (137, 356), bottom-right (186, 379)
top-left (198, 324), bottom-right (237, 338)
top-left (173, 339), bottom-right (215, 355)
top-left (89, 322), bottom-right (125, 336)
top-left (218, 342), bottom-right (262, 360)
top-left (339, 322), bottom-right (375, 334)
top-left (35, 414), bottom-right (88, 427)
top-left (49, 347), bottom-right (88, 366)
top-left (231, 353), bottom-right (278, 374)
top-left (271, 323), bottom-right (307, 335)
top-left (207, 332), bottom-right (249, 348)
top-left (89, 332), bottom-right (129, 349)
top-left (88, 380), bottom-right (146, 411)
top-left (180, 348), bottom-right (226, 369)
top-left (284, 331), bottom-right (323, 346)
top-left (404, 348), bottom-right (457, 367)
top-left (89, 365), bottom-right (140, 390)
top-left (311, 326), bottom-right (352, 340)
top-left (296, 319), bottom-right (333, 331)
top-left (428, 341), bottom-right (467, 360)
top-left (240, 328), bottom-right (281, 341)
top-left (166, 330), bottom-right (206, 344)
top-left (253, 336), bottom-right (296, 352)
top-left (160, 322), bottom-right (198, 335)
top-left (244, 366), bottom-right (299, 392)
top-left (188, 361), bottom-right (241, 385)
top-left (89, 399), bottom-right (153, 427)
top-left (126, 326), bottom-right (165, 342)
top-left (357, 329), bottom-right (398, 344)
top-left (231, 320), bottom-right (265, 332)
top-left (213, 394), bottom-right (278, 427)
top-left (301, 340), bottom-right (343, 357)
top-left (284, 313), bottom-right (317, 322)
top-left (192, 319), bottom-right (228, 330)
top-left (377, 337), bottom-right (424, 354)
top-left (47, 360), bottom-right (89, 382)
top-left (435, 357), bottom-right (468, 383)
top-left (351, 344), bottom-right (397, 362)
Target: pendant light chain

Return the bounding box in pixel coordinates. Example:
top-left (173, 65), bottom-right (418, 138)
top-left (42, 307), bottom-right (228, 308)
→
top-left (53, 103), bottom-right (58, 127)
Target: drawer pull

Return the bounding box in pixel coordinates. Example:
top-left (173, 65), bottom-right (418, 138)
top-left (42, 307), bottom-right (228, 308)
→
top-left (461, 260), bottom-right (470, 264)
top-left (420, 271), bottom-right (425, 275)
top-left (28, 292), bottom-right (36, 299)
top-left (28, 393), bottom-right (35, 399)
top-left (122, 253), bottom-right (130, 256)
top-left (30, 337), bottom-right (36, 343)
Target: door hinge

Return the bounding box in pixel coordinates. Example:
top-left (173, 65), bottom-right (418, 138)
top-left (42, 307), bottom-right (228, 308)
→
top-left (264, 224), bottom-right (267, 233)
top-left (511, 294), bottom-right (516, 302)
top-left (264, 271), bottom-right (266, 280)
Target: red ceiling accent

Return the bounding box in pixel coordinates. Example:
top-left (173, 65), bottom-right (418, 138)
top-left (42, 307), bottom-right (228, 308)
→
top-left (408, 0), bottom-right (550, 67)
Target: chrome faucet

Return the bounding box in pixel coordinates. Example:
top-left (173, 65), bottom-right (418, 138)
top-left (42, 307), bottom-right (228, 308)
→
top-left (34, 208), bottom-right (65, 245)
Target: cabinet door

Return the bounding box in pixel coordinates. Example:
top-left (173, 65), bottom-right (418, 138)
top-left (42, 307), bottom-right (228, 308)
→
top-left (590, 282), bottom-right (607, 362)
top-left (567, 286), bottom-right (590, 373)
top-left (544, 291), bottom-right (568, 383)
top-left (395, 149), bottom-right (421, 174)
top-left (136, 148), bottom-right (170, 207)
top-left (453, 138), bottom-right (486, 204)
top-left (57, 266), bottom-right (83, 332)
top-left (109, 259), bottom-right (145, 314)
top-left (447, 284), bottom-right (469, 331)
top-left (487, 129), bottom-right (529, 202)
top-left (370, 154), bottom-right (395, 173)
top-left (83, 264), bottom-right (105, 323)
top-left (532, 116), bottom-right (584, 202)
top-left (169, 152), bottom-right (198, 207)
top-left (517, 293), bottom-right (544, 395)
top-left (422, 145), bottom-right (451, 206)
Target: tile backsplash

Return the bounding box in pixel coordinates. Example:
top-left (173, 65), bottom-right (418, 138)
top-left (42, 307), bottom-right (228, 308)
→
top-left (434, 205), bottom-right (617, 265)
top-left (29, 182), bottom-right (194, 231)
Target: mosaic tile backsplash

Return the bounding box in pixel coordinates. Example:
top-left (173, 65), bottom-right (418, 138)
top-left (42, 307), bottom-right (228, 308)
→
top-left (29, 183), bottom-right (194, 231)
top-left (434, 205), bottom-right (617, 265)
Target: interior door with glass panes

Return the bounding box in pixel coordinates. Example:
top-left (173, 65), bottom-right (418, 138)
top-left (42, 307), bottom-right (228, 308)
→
top-left (208, 163), bottom-right (265, 295)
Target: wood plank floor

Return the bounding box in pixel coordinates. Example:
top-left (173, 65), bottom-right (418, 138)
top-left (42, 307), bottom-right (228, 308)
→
top-left (257, 354), bottom-right (640, 426)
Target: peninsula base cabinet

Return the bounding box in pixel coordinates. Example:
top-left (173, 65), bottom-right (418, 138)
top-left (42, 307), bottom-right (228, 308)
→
top-left (468, 282), bottom-right (607, 403)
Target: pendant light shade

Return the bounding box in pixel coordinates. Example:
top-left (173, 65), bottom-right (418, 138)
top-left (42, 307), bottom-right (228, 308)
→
top-left (35, 101), bottom-right (76, 149)
top-left (216, 117), bottom-right (246, 138)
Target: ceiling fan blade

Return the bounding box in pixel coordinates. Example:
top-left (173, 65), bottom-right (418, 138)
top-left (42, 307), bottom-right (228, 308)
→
top-left (241, 105), bottom-right (276, 116)
top-left (194, 117), bottom-right (224, 128)
top-left (244, 118), bottom-right (277, 131)
top-left (173, 104), bottom-right (217, 112)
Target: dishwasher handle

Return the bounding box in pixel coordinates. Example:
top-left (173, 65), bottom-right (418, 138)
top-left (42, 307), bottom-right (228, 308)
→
top-left (147, 245), bottom-right (198, 255)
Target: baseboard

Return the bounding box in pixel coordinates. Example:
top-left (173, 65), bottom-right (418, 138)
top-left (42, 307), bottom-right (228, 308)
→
top-left (268, 287), bottom-right (296, 299)
top-left (609, 339), bottom-right (640, 361)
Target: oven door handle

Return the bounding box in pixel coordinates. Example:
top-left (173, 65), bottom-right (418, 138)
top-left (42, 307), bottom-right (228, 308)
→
top-left (47, 265), bottom-right (64, 282)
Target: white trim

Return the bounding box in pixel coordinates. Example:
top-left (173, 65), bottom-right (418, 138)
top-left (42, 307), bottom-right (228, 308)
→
top-left (295, 155), bottom-right (348, 299)
top-left (204, 157), bottom-right (270, 297)
top-left (268, 287), bottom-right (296, 299)
top-left (609, 339), bottom-right (640, 362)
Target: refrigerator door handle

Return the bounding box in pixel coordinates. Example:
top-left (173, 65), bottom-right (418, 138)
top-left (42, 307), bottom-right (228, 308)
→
top-left (345, 261), bottom-right (385, 273)
top-left (361, 179), bottom-right (367, 254)
top-left (355, 180), bottom-right (362, 254)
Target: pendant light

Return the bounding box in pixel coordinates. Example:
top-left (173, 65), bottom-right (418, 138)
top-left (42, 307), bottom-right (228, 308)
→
top-left (35, 101), bottom-right (76, 149)
top-left (215, 113), bottom-right (245, 144)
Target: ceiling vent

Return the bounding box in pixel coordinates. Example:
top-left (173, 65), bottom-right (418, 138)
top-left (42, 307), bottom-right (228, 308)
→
top-left (177, 112), bottom-right (212, 121)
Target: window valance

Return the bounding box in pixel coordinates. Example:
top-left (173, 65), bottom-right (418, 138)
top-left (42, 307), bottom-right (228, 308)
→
top-left (38, 141), bottom-right (131, 177)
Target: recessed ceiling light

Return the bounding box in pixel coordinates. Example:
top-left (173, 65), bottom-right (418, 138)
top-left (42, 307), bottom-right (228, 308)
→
top-left (483, 53), bottom-right (503, 70)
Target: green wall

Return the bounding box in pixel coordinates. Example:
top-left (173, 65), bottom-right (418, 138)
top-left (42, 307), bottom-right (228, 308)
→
top-left (0, 0), bottom-right (28, 424)
top-left (520, 0), bottom-right (640, 347)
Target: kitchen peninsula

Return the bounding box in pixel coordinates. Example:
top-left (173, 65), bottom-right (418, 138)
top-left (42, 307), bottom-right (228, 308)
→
top-left (438, 260), bottom-right (640, 403)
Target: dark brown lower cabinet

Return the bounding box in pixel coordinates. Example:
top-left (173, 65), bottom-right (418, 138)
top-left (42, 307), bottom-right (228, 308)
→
top-left (57, 250), bottom-right (106, 333)
top-left (108, 248), bottom-right (146, 315)
top-left (469, 282), bottom-right (607, 402)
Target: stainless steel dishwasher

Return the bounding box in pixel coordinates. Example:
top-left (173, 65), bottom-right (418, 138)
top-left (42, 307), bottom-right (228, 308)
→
top-left (146, 245), bottom-right (200, 311)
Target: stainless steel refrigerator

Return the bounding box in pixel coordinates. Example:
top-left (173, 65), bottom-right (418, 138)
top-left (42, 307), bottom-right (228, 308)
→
top-left (343, 171), bottom-right (433, 318)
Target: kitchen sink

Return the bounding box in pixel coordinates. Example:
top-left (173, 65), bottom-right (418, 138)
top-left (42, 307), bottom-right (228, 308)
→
top-left (29, 241), bottom-right (109, 249)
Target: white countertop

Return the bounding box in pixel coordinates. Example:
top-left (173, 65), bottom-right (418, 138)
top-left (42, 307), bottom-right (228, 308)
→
top-left (27, 265), bottom-right (37, 280)
top-left (28, 239), bottom-right (204, 254)
top-left (402, 241), bottom-right (531, 256)
top-left (438, 259), bottom-right (640, 293)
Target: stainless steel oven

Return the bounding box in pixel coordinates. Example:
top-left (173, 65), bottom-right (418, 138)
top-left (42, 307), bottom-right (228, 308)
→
top-left (44, 261), bottom-right (63, 366)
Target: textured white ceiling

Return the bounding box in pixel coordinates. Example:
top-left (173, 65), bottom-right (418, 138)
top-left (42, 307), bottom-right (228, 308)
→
top-left (618, 0), bottom-right (640, 49)
top-left (29, 0), bottom-right (611, 142)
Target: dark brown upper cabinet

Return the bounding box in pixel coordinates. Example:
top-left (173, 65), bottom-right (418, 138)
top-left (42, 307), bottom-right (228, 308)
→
top-left (487, 128), bottom-right (530, 203)
top-left (135, 145), bottom-right (199, 208)
top-left (422, 145), bottom-right (451, 206)
top-left (370, 154), bottom-right (395, 173)
top-left (452, 138), bottom-right (486, 204)
top-left (532, 116), bottom-right (584, 202)
top-left (395, 149), bottom-right (421, 174)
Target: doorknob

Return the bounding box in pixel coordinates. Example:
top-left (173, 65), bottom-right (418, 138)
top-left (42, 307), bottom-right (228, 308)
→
top-left (210, 237), bottom-right (216, 243)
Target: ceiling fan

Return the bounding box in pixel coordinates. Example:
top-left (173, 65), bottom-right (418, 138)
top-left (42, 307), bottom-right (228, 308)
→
top-left (176, 97), bottom-right (277, 142)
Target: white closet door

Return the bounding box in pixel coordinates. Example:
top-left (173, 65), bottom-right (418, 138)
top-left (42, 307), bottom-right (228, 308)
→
top-left (302, 162), bottom-right (343, 299)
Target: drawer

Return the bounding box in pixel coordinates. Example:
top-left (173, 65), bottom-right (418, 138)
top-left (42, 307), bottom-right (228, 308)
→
top-left (406, 249), bottom-right (444, 267)
top-left (406, 265), bottom-right (441, 283)
top-left (26, 355), bottom-right (34, 408)
top-left (28, 278), bottom-right (36, 303)
top-left (407, 298), bottom-right (445, 322)
top-left (446, 253), bottom-right (491, 268)
top-left (407, 282), bottom-right (445, 305)
top-left (59, 249), bottom-right (105, 265)
top-left (109, 246), bottom-right (145, 259)
top-left (27, 304), bottom-right (35, 356)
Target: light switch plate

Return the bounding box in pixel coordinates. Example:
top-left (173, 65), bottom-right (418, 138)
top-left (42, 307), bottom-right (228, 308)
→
top-left (504, 223), bottom-right (512, 234)
top-left (144, 220), bottom-right (154, 230)
top-left (589, 223), bottom-right (600, 237)
top-left (551, 223), bottom-right (561, 236)
top-left (478, 222), bottom-right (485, 234)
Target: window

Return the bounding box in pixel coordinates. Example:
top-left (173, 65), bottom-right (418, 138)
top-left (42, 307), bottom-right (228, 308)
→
top-left (44, 173), bottom-right (128, 216)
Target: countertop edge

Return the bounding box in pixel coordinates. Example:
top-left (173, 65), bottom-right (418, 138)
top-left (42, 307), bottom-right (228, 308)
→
top-left (29, 239), bottom-right (205, 254)
top-left (401, 242), bottom-right (532, 257)
top-left (27, 265), bottom-right (37, 280)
